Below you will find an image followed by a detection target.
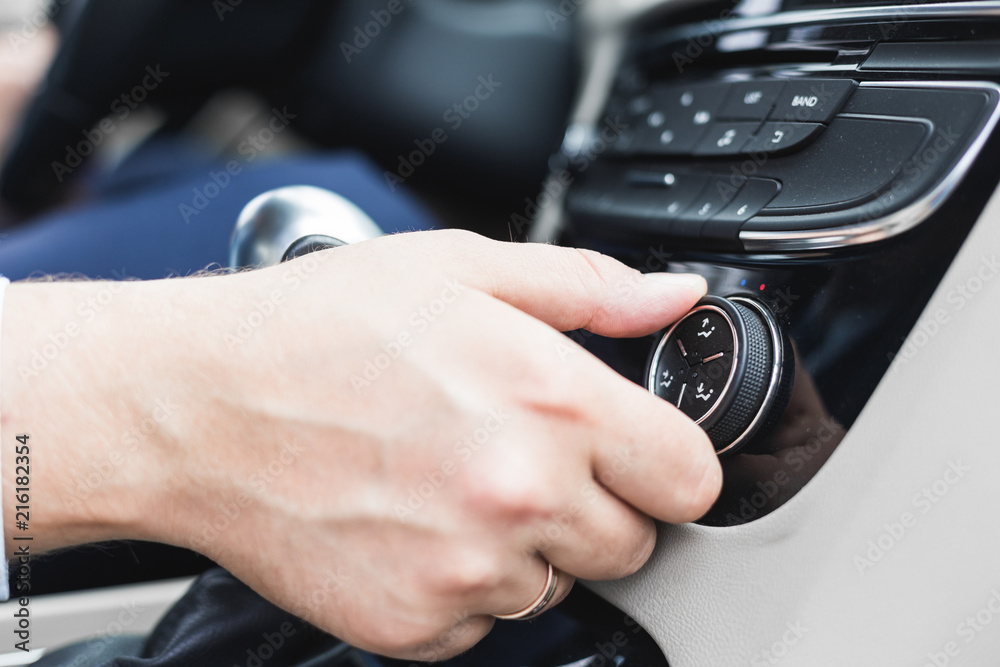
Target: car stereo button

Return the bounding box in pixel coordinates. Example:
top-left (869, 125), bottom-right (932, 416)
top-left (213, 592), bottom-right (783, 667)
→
top-left (679, 177), bottom-right (740, 222)
top-left (640, 174), bottom-right (709, 224)
top-left (769, 78), bottom-right (856, 123)
top-left (717, 80), bottom-right (787, 121)
top-left (627, 95), bottom-right (653, 116)
top-left (634, 123), bottom-right (707, 155)
top-left (693, 122), bottom-right (759, 156)
top-left (631, 82), bottom-right (729, 155)
top-left (744, 122), bottom-right (824, 154)
top-left (654, 81), bottom-right (729, 116)
top-left (700, 178), bottom-right (781, 248)
top-left (712, 178), bottom-right (781, 223)
top-left (626, 170), bottom-right (679, 187)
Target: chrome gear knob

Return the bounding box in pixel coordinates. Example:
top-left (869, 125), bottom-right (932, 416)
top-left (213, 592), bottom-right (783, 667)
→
top-left (229, 185), bottom-right (384, 270)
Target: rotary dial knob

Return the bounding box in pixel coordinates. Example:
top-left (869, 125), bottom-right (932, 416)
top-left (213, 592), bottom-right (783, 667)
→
top-left (647, 295), bottom-right (794, 456)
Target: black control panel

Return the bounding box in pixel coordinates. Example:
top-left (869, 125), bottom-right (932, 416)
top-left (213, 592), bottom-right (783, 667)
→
top-left (558, 10), bottom-right (1000, 526)
top-left (566, 74), bottom-right (999, 251)
top-left (612, 77), bottom-right (853, 157)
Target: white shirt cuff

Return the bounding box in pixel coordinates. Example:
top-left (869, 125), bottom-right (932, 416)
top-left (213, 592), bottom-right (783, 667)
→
top-left (0, 275), bottom-right (11, 601)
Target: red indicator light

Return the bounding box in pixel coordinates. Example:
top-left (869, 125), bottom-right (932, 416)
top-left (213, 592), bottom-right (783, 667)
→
top-left (759, 284), bottom-right (766, 291)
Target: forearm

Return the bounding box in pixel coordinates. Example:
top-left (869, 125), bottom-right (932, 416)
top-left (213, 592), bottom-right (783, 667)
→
top-left (0, 276), bottom-right (234, 556)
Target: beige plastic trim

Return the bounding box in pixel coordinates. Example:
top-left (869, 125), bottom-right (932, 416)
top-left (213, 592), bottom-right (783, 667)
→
top-left (0, 577), bottom-right (194, 664)
top-left (589, 177), bottom-right (1000, 665)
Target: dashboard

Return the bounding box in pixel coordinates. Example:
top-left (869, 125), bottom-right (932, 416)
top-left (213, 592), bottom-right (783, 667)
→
top-left (536, 0), bottom-right (1000, 663)
top-left (2, 1), bottom-right (1000, 664)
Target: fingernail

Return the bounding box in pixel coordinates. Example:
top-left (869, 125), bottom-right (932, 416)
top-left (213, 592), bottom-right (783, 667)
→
top-left (645, 272), bottom-right (707, 292)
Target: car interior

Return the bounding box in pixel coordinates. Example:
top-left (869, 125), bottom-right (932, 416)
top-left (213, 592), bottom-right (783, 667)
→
top-left (1, 0), bottom-right (999, 664)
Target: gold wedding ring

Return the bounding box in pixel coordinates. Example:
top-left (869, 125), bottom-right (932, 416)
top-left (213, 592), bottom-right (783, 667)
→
top-left (493, 562), bottom-right (560, 621)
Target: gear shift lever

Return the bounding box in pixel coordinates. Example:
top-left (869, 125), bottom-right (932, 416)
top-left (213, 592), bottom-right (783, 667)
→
top-left (228, 185), bottom-right (384, 270)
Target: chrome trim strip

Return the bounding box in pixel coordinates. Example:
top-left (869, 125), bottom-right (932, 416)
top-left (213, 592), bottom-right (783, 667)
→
top-left (719, 298), bottom-right (784, 457)
top-left (739, 81), bottom-right (1000, 252)
top-left (661, 1), bottom-right (1000, 42)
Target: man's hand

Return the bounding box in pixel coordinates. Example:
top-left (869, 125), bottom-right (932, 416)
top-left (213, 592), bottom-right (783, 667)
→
top-left (1, 230), bottom-right (721, 661)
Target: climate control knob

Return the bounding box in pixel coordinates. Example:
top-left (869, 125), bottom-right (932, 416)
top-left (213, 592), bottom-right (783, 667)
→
top-left (647, 295), bottom-right (794, 456)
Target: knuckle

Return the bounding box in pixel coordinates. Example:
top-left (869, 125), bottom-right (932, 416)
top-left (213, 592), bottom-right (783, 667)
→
top-left (354, 619), bottom-right (442, 657)
top-left (443, 227), bottom-right (480, 242)
top-left (436, 227), bottom-right (485, 251)
top-left (547, 248), bottom-right (615, 328)
top-left (433, 552), bottom-right (503, 596)
top-left (564, 248), bottom-right (650, 329)
top-left (412, 617), bottom-right (492, 662)
top-left (518, 359), bottom-right (592, 425)
top-left (569, 247), bottom-right (616, 289)
top-left (356, 611), bottom-right (493, 660)
top-left (462, 459), bottom-right (557, 521)
top-left (533, 505), bottom-right (580, 551)
top-left (614, 523), bottom-right (657, 578)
